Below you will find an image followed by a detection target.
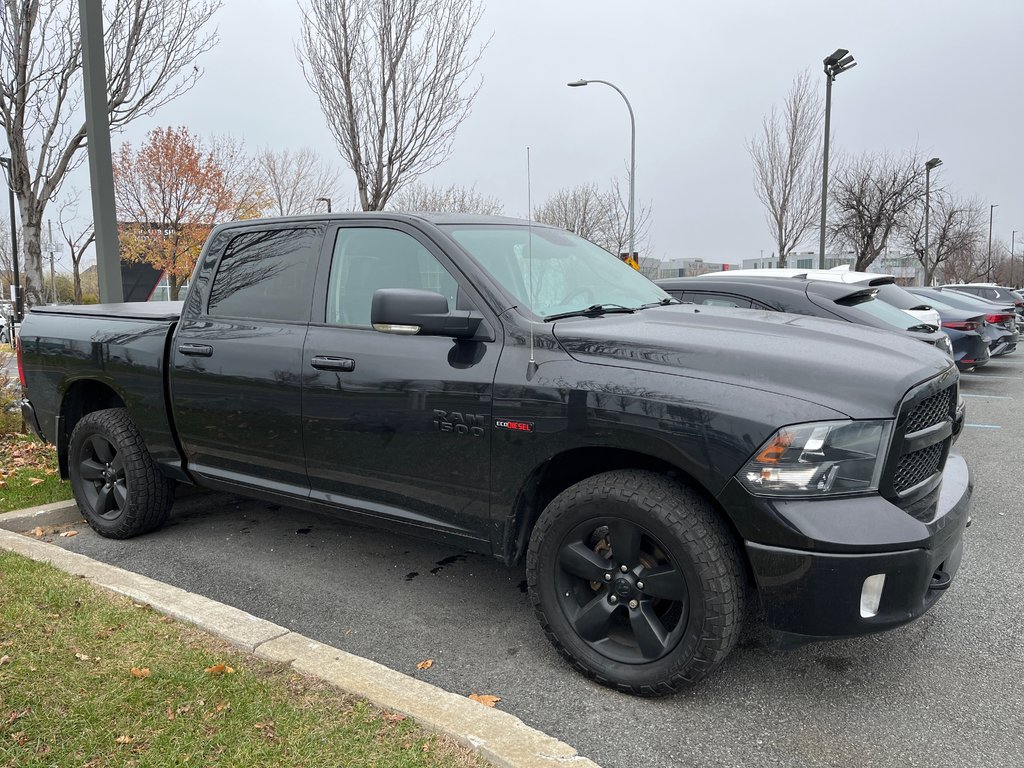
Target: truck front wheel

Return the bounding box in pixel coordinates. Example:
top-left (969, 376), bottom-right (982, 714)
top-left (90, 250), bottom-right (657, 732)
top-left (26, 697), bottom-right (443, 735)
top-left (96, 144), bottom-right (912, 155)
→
top-left (68, 408), bottom-right (173, 539)
top-left (527, 469), bottom-right (745, 695)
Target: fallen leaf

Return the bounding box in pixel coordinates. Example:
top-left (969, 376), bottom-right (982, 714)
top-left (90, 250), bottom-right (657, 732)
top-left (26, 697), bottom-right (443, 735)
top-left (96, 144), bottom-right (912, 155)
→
top-left (416, 659), bottom-right (434, 670)
top-left (166, 705), bottom-right (175, 721)
top-left (468, 693), bottom-right (501, 708)
top-left (74, 652), bottom-right (90, 661)
top-left (130, 667), bottom-right (151, 678)
top-left (28, 477), bottom-right (44, 486)
top-left (59, 530), bottom-right (78, 538)
top-left (115, 735), bottom-right (133, 744)
top-left (382, 711), bottom-right (407, 724)
top-left (31, 527), bottom-right (44, 538)
top-left (204, 664), bottom-right (235, 676)
top-left (0, 655), bottom-right (10, 666)
top-left (214, 701), bottom-right (231, 713)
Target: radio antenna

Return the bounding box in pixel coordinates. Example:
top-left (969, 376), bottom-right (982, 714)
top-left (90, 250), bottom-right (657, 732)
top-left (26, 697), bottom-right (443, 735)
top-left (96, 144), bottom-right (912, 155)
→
top-left (527, 146), bottom-right (536, 367)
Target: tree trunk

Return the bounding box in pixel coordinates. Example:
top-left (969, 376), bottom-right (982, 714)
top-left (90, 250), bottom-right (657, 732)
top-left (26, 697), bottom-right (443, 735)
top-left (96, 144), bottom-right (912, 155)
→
top-left (19, 202), bottom-right (45, 308)
top-left (73, 262), bottom-right (83, 303)
top-left (168, 273), bottom-right (181, 300)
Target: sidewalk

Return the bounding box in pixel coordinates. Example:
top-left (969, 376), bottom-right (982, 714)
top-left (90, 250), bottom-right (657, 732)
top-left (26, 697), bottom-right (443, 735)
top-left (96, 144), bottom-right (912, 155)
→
top-left (0, 501), bottom-right (600, 768)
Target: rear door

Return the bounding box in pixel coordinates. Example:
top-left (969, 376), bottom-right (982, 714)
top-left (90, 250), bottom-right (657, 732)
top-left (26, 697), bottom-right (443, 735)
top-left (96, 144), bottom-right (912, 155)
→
top-left (170, 224), bottom-right (325, 495)
top-left (300, 221), bottom-right (501, 541)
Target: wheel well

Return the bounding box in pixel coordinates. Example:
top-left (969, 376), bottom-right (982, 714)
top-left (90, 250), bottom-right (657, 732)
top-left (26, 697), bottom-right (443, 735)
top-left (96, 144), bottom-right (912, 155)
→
top-left (57, 380), bottom-right (126, 477)
top-left (506, 447), bottom-right (746, 568)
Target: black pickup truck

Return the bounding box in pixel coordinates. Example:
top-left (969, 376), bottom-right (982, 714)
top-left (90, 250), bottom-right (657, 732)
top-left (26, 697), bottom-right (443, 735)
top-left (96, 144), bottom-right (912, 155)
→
top-left (17, 213), bottom-right (971, 694)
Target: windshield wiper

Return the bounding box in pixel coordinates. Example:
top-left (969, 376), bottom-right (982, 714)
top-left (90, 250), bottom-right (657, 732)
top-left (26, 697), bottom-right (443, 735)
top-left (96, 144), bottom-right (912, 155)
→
top-left (544, 303), bottom-right (637, 322)
top-left (637, 297), bottom-right (682, 309)
top-left (907, 323), bottom-right (939, 333)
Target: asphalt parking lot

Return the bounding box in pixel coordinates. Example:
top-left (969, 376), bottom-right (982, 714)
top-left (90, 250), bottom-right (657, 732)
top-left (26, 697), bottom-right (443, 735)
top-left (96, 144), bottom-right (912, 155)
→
top-left (41, 357), bottom-right (1024, 768)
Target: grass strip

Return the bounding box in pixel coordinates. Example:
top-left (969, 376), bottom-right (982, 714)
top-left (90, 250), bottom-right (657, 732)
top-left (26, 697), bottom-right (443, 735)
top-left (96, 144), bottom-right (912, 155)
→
top-left (0, 551), bottom-right (485, 768)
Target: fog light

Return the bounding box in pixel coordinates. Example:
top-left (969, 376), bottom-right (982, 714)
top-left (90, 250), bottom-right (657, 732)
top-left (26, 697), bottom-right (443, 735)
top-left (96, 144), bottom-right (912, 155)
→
top-left (860, 574), bottom-right (886, 618)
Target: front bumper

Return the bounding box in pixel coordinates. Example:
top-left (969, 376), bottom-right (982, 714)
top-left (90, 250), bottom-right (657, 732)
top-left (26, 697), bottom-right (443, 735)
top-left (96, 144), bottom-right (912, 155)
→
top-left (721, 451), bottom-right (971, 644)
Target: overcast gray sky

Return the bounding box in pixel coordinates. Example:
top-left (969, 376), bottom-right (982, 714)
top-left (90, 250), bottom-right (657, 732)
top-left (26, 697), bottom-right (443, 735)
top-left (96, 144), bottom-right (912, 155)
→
top-left (93, 0), bottom-right (1024, 266)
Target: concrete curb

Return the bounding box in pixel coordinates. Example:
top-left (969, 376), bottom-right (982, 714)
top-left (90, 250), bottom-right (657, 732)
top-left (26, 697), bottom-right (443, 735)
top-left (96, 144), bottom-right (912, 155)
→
top-left (0, 517), bottom-right (601, 768)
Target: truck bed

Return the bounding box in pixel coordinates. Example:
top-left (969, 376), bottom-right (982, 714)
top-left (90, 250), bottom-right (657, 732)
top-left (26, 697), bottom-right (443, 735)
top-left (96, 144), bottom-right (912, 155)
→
top-left (28, 301), bottom-right (183, 321)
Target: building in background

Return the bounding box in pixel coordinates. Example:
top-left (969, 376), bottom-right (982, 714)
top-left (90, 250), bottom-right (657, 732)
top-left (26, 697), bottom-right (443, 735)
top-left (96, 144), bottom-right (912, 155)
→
top-left (740, 250), bottom-right (925, 284)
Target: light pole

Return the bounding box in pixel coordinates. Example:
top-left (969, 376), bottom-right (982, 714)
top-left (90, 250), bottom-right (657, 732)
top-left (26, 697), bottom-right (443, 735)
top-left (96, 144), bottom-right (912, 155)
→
top-left (818, 49), bottom-right (857, 269)
top-left (987, 204), bottom-right (998, 281)
top-left (0, 157), bottom-right (22, 323)
top-left (924, 157), bottom-right (942, 283)
top-left (315, 197), bottom-right (332, 213)
top-left (1012, 229), bottom-right (1018, 286)
top-left (568, 78), bottom-right (636, 261)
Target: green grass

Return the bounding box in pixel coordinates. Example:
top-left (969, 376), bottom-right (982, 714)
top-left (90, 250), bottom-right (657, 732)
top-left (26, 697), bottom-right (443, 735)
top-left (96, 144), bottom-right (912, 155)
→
top-left (0, 552), bottom-right (486, 768)
top-left (0, 469), bottom-right (72, 513)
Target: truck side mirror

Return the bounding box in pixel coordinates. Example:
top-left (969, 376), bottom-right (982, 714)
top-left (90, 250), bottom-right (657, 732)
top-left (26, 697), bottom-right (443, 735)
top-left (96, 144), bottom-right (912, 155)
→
top-left (370, 288), bottom-right (483, 339)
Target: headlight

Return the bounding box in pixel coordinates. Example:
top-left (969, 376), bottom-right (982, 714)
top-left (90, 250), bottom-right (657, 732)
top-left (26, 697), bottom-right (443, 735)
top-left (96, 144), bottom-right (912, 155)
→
top-left (739, 420), bottom-right (892, 497)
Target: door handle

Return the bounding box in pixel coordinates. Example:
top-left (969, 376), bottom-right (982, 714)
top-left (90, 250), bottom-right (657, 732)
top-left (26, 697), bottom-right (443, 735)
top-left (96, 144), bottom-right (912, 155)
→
top-left (311, 355), bottom-right (355, 372)
top-left (178, 343), bottom-right (213, 357)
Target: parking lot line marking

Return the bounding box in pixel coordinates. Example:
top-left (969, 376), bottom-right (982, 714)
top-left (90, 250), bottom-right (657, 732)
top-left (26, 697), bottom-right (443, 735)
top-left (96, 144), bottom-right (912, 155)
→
top-left (960, 394), bottom-right (1012, 399)
top-left (965, 423), bottom-right (1002, 429)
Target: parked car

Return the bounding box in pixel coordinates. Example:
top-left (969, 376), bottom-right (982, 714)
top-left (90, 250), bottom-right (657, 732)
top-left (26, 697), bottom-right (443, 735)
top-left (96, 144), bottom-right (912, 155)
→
top-left (908, 288), bottom-right (1018, 357)
top-left (655, 275), bottom-right (953, 356)
top-left (941, 283), bottom-right (1024, 318)
top-left (896, 291), bottom-right (990, 371)
top-left (16, 213), bottom-right (971, 693)
top-left (700, 266), bottom-right (942, 328)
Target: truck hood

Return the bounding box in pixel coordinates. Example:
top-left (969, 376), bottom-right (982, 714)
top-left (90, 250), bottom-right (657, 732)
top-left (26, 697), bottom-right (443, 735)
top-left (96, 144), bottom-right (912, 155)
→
top-left (552, 304), bottom-right (955, 419)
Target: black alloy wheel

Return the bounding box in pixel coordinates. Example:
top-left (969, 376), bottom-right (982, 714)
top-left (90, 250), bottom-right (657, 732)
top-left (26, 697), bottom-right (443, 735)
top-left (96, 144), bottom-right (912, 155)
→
top-left (68, 408), bottom-right (173, 539)
top-left (554, 518), bottom-right (691, 664)
top-left (527, 469), bottom-right (745, 695)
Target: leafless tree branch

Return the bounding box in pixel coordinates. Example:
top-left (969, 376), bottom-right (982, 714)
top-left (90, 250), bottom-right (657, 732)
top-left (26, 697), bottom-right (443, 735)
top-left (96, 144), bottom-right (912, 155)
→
top-left (388, 181), bottom-right (502, 215)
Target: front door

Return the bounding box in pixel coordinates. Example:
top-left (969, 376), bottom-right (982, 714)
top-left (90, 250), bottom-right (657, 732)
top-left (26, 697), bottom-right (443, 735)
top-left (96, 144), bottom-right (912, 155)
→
top-left (301, 222), bottom-right (501, 541)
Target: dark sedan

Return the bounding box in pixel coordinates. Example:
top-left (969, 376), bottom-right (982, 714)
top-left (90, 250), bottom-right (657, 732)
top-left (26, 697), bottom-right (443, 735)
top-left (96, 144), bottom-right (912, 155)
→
top-left (909, 287), bottom-right (1018, 357)
top-left (656, 275), bottom-right (953, 355)
top-left (895, 292), bottom-right (990, 371)
top-left (941, 283), bottom-right (1024, 319)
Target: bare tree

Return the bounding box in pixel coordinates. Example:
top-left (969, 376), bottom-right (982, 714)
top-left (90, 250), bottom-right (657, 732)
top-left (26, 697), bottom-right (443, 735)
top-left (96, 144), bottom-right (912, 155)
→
top-left (298, 0), bottom-right (487, 211)
top-left (56, 194), bottom-right (95, 303)
top-left (534, 183), bottom-right (612, 245)
top-left (748, 71), bottom-right (822, 268)
top-left (941, 242), bottom-right (990, 284)
top-left (259, 147), bottom-right (340, 216)
top-left (0, 0), bottom-right (220, 308)
top-left (904, 192), bottom-right (984, 285)
top-left (534, 179), bottom-right (651, 256)
top-left (389, 182), bottom-right (503, 215)
top-left (829, 150), bottom-right (925, 272)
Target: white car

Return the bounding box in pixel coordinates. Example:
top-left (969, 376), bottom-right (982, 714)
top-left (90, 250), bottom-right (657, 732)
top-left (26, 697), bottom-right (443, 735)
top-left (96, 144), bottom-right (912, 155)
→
top-left (699, 266), bottom-right (942, 328)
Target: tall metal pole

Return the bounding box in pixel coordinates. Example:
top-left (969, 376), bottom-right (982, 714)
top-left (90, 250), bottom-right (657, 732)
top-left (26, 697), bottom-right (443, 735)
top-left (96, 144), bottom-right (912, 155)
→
top-left (987, 204), bottom-right (997, 281)
top-left (79, 0), bottom-right (123, 304)
top-left (568, 79), bottom-right (636, 259)
top-left (5, 178), bottom-right (21, 322)
top-left (1012, 230), bottom-right (1017, 286)
top-left (924, 165), bottom-right (932, 282)
top-left (818, 75), bottom-right (833, 270)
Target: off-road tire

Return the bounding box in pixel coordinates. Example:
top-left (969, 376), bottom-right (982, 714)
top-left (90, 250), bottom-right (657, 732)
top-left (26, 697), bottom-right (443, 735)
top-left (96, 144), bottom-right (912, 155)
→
top-left (68, 408), bottom-right (173, 538)
top-left (527, 469), bottom-right (745, 695)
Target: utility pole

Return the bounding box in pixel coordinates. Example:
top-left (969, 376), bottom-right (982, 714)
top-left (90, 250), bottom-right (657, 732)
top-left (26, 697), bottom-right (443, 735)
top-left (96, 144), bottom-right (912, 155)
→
top-left (987, 204), bottom-right (998, 281)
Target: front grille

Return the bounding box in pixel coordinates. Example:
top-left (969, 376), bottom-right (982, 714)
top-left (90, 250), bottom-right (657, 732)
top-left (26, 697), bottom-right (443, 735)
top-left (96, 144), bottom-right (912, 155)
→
top-left (893, 442), bottom-right (943, 494)
top-left (904, 387), bottom-right (952, 434)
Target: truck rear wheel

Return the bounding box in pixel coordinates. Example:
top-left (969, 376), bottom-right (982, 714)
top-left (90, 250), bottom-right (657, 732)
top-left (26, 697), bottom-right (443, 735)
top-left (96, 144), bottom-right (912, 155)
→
top-left (526, 469), bottom-right (745, 695)
top-left (68, 408), bottom-right (173, 539)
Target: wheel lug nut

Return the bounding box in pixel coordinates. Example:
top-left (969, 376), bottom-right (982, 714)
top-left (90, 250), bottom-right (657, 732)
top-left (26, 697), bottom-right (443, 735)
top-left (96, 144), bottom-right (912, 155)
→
top-left (636, 581), bottom-right (644, 590)
top-left (609, 595), bottom-right (618, 604)
top-left (603, 573), bottom-right (611, 582)
top-left (628, 599), bottom-right (638, 609)
top-left (620, 565), bottom-right (628, 573)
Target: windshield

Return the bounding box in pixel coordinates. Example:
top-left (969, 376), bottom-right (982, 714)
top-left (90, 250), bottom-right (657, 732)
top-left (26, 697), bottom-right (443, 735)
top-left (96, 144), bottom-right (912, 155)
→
top-left (873, 283), bottom-right (930, 310)
top-left (443, 224), bottom-right (669, 318)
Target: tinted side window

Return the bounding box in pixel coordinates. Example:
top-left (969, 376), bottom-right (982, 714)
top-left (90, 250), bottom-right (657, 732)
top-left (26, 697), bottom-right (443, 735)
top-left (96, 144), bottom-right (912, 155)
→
top-left (326, 227), bottom-right (458, 326)
top-left (208, 228), bottom-right (321, 321)
top-left (686, 292), bottom-right (753, 309)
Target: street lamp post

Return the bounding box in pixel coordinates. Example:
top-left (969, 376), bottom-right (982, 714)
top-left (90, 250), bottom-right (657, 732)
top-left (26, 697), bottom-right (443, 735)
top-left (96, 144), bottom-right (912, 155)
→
top-left (315, 197), bottom-right (332, 213)
top-left (1012, 229), bottom-right (1018, 287)
top-left (818, 49), bottom-right (857, 270)
top-left (987, 204), bottom-right (998, 281)
top-left (924, 157), bottom-right (942, 284)
top-left (568, 78), bottom-right (636, 260)
top-left (0, 157), bottom-right (22, 323)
